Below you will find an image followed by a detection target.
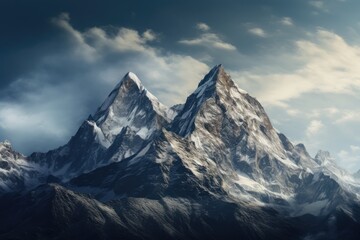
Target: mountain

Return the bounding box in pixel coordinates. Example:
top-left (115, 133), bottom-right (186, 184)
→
top-left (314, 150), bottom-right (360, 193)
top-left (69, 66), bottom-right (357, 215)
top-left (0, 140), bottom-right (44, 192)
top-left (1, 65), bottom-right (360, 239)
top-left (29, 72), bottom-right (174, 180)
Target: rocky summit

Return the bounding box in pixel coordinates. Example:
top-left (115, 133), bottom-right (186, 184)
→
top-left (1, 65), bottom-right (360, 240)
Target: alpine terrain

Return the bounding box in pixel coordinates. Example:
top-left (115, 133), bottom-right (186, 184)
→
top-left (1, 65), bottom-right (360, 240)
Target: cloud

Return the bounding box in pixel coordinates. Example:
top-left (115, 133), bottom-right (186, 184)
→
top-left (0, 13), bottom-right (210, 154)
top-left (232, 29), bottom-right (360, 107)
top-left (338, 145), bottom-right (360, 172)
top-left (306, 120), bottom-right (324, 137)
top-left (51, 13), bottom-right (209, 103)
top-left (280, 17), bottom-right (294, 26)
top-left (309, 0), bottom-right (325, 10)
top-left (142, 29), bottom-right (157, 41)
top-left (196, 22), bottom-right (210, 31)
top-left (307, 107), bottom-right (340, 118)
top-left (350, 145), bottom-right (360, 152)
top-left (179, 24), bottom-right (236, 51)
top-left (335, 111), bottom-right (360, 123)
top-left (290, 107), bottom-right (360, 125)
top-left (248, 27), bottom-right (267, 37)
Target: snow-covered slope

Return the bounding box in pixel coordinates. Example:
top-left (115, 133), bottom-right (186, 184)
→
top-left (93, 72), bottom-right (172, 143)
top-left (29, 72), bottom-right (172, 179)
top-left (0, 140), bottom-right (44, 192)
top-left (168, 65), bottom-right (331, 207)
top-left (313, 150), bottom-right (360, 198)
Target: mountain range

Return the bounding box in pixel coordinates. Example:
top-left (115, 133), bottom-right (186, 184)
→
top-left (1, 65), bottom-right (360, 240)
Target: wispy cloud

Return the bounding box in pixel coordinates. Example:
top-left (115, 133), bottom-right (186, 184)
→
top-left (196, 22), bottom-right (210, 31)
top-left (338, 145), bottom-right (360, 172)
top-left (309, 0), bottom-right (328, 12)
top-left (280, 17), bottom-right (294, 26)
top-left (306, 120), bottom-right (324, 137)
top-left (179, 25), bottom-right (236, 51)
top-left (142, 29), bottom-right (157, 41)
top-left (233, 29), bottom-right (360, 107)
top-left (335, 111), bottom-right (360, 123)
top-left (248, 27), bottom-right (267, 37)
top-left (309, 0), bottom-right (325, 9)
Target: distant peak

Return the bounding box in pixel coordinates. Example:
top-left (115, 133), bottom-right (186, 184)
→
top-left (0, 140), bottom-right (12, 152)
top-left (0, 140), bottom-right (11, 147)
top-left (314, 150), bottom-right (334, 165)
top-left (315, 150), bottom-right (331, 159)
top-left (295, 143), bottom-right (306, 152)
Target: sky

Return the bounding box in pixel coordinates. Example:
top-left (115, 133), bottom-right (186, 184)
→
top-left (0, 0), bottom-right (360, 172)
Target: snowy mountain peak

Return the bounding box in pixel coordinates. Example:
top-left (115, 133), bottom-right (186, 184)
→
top-left (195, 64), bottom-right (247, 96)
top-left (196, 64), bottom-right (222, 88)
top-left (94, 72), bottom-right (145, 117)
top-left (111, 71), bottom-right (144, 93)
top-left (123, 71), bottom-right (144, 90)
top-left (89, 71), bottom-right (173, 145)
top-left (0, 140), bottom-right (11, 149)
top-left (93, 71), bottom-right (169, 122)
top-left (315, 150), bottom-right (334, 165)
top-left (27, 71), bottom-right (176, 179)
top-left (172, 65), bottom-right (276, 140)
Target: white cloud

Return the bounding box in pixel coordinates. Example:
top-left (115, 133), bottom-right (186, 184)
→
top-left (280, 17), bottom-right (294, 26)
top-left (350, 145), bottom-right (360, 152)
top-left (142, 29), bottom-right (157, 41)
top-left (52, 13), bottom-right (96, 61)
top-left (248, 27), bottom-right (267, 37)
top-left (232, 29), bottom-right (360, 107)
top-left (309, 0), bottom-right (325, 9)
top-left (307, 107), bottom-right (340, 118)
top-left (179, 24), bottom-right (236, 51)
top-left (84, 27), bottom-right (154, 54)
top-left (338, 145), bottom-right (360, 172)
top-left (335, 111), bottom-right (360, 123)
top-left (52, 13), bottom-right (210, 104)
top-left (306, 120), bottom-right (324, 137)
top-left (294, 107), bottom-right (360, 125)
top-left (286, 108), bottom-right (301, 116)
top-left (196, 22), bottom-right (210, 31)
top-left (0, 13), bottom-right (210, 153)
